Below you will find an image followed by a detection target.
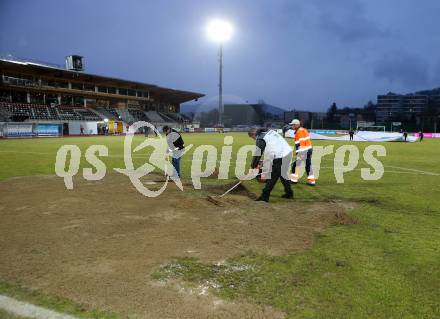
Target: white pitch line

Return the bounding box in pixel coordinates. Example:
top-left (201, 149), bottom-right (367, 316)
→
top-left (0, 295), bottom-right (79, 319)
top-left (318, 166), bottom-right (425, 175)
top-left (321, 158), bottom-right (440, 176)
top-left (385, 165), bottom-right (440, 176)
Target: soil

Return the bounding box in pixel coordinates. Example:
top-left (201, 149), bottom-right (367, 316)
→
top-left (0, 174), bottom-right (355, 319)
top-left (206, 181), bottom-right (258, 200)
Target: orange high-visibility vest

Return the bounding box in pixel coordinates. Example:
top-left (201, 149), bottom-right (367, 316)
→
top-left (294, 127), bottom-right (312, 153)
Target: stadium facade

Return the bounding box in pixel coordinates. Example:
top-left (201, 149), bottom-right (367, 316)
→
top-left (376, 93), bottom-right (427, 123)
top-left (0, 56), bottom-right (204, 137)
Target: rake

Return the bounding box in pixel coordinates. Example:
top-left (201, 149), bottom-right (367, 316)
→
top-left (206, 173), bottom-right (261, 206)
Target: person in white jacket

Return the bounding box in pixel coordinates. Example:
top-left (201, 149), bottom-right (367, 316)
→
top-left (246, 128), bottom-right (294, 202)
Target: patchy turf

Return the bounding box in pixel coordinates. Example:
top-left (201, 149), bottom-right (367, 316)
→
top-left (0, 281), bottom-right (117, 319)
top-left (1, 133), bottom-right (440, 318)
top-left (0, 172), bottom-right (351, 318)
top-left (0, 309), bottom-right (30, 319)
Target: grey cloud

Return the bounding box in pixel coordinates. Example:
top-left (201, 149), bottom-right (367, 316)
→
top-left (262, 0), bottom-right (387, 44)
top-left (373, 51), bottom-right (430, 86)
top-left (319, 15), bottom-right (386, 43)
top-left (432, 61), bottom-right (440, 83)
top-left (312, 0), bottom-right (388, 42)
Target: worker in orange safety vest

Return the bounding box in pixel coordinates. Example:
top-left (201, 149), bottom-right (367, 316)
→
top-left (289, 119), bottom-right (316, 186)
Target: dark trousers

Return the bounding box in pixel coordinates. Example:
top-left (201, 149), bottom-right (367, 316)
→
top-left (172, 157), bottom-right (181, 177)
top-left (261, 157), bottom-right (293, 201)
top-left (292, 149), bottom-right (313, 177)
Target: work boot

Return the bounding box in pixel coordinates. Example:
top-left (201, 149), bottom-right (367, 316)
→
top-left (291, 173), bottom-right (298, 184)
top-left (255, 196), bottom-right (269, 203)
top-left (307, 175), bottom-right (316, 186)
top-left (281, 193), bottom-right (294, 199)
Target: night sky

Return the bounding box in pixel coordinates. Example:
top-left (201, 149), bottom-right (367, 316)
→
top-left (1, 0), bottom-right (439, 111)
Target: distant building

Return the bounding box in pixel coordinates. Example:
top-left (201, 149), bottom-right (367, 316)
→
top-left (334, 106), bottom-right (376, 129)
top-left (428, 95), bottom-right (440, 111)
top-left (223, 102), bottom-right (285, 127)
top-left (283, 110), bottom-right (310, 125)
top-left (224, 104), bottom-right (262, 127)
top-left (376, 93), bottom-right (427, 123)
top-left (283, 111), bottom-right (327, 129)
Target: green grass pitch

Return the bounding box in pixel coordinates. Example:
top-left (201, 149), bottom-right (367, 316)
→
top-left (0, 133), bottom-right (439, 318)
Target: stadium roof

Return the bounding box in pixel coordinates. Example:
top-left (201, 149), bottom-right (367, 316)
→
top-left (0, 57), bottom-right (205, 104)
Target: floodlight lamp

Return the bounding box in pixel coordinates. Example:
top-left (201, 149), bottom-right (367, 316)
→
top-left (207, 19), bottom-right (233, 43)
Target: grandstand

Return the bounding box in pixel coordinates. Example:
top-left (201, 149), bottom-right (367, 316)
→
top-left (0, 56), bottom-right (204, 136)
top-left (102, 107), bottom-right (121, 120)
top-left (0, 102), bottom-right (101, 121)
top-left (72, 108), bottom-right (102, 121)
top-left (146, 110), bottom-right (167, 122)
top-left (128, 109), bottom-right (149, 122)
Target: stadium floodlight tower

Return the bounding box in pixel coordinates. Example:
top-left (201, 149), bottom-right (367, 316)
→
top-left (207, 18), bottom-right (233, 127)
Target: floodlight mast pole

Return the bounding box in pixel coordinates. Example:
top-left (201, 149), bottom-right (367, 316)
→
top-left (218, 43), bottom-right (223, 127)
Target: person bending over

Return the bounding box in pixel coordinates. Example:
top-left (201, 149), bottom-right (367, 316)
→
top-left (246, 128), bottom-right (293, 202)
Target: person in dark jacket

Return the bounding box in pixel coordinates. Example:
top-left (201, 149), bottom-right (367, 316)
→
top-left (163, 126), bottom-right (185, 177)
top-left (349, 129), bottom-right (354, 141)
top-left (403, 130), bottom-right (408, 142)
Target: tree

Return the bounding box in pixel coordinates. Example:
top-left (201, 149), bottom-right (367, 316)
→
top-left (326, 102), bottom-right (338, 122)
top-left (364, 100), bottom-right (376, 110)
